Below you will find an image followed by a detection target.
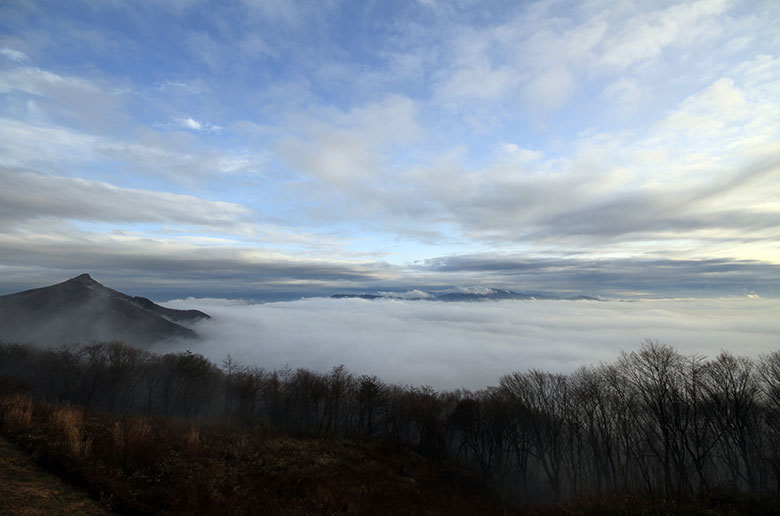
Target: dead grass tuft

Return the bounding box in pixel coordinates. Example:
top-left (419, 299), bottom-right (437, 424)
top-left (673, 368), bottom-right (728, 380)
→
top-left (0, 395), bottom-right (33, 432)
top-left (186, 426), bottom-right (200, 453)
top-left (50, 405), bottom-right (86, 458)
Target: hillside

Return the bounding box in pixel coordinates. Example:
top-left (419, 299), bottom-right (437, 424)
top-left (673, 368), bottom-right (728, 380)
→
top-left (0, 434), bottom-right (113, 515)
top-left (0, 393), bottom-right (503, 516)
top-left (2, 340), bottom-right (779, 515)
top-left (0, 274), bottom-right (208, 346)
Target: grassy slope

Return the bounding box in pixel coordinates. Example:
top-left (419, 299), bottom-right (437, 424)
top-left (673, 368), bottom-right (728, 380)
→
top-left (0, 435), bottom-right (113, 516)
top-left (0, 394), bottom-right (504, 516)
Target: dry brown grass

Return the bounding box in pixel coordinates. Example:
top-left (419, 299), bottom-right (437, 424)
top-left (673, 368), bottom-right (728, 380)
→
top-left (50, 404), bottom-right (89, 458)
top-left (111, 418), bottom-right (153, 458)
top-left (0, 392), bottom-right (506, 515)
top-left (0, 434), bottom-right (111, 515)
top-left (185, 425), bottom-right (201, 453)
top-left (110, 420), bottom-right (123, 455)
top-left (0, 394), bottom-right (33, 432)
top-left (129, 419), bottom-right (152, 444)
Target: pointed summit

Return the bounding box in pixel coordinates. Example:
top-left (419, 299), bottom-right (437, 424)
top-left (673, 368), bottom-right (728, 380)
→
top-left (63, 273), bottom-right (99, 288)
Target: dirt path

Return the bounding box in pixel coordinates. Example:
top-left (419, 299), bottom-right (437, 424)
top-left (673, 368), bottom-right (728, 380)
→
top-left (0, 435), bottom-right (113, 516)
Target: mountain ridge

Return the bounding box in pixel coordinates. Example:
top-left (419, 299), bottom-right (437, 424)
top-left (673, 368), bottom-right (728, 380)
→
top-left (0, 274), bottom-right (208, 347)
top-left (331, 288), bottom-right (600, 302)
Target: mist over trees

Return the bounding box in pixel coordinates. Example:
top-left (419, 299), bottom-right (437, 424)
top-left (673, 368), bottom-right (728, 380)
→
top-left (1, 339), bottom-right (779, 504)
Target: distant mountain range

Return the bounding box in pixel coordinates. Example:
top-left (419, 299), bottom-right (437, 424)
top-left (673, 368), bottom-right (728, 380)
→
top-left (331, 288), bottom-right (599, 302)
top-left (0, 274), bottom-right (208, 347)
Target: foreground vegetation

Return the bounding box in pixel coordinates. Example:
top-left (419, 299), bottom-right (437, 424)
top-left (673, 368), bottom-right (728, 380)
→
top-left (2, 339), bottom-right (780, 514)
top-left (0, 393), bottom-right (502, 515)
top-left (0, 432), bottom-right (111, 516)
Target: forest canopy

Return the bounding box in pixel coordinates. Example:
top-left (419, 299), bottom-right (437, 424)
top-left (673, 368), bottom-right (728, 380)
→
top-left (1, 339), bottom-right (779, 504)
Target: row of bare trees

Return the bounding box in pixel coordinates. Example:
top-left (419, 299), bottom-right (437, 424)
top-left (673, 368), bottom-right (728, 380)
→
top-left (492, 344), bottom-right (780, 501)
top-left (1, 339), bottom-right (779, 503)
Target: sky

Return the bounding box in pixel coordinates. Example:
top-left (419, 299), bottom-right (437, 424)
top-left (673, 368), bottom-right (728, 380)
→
top-left (1, 0), bottom-right (780, 300)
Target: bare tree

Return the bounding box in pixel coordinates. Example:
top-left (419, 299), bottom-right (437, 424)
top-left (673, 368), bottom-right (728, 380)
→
top-left (705, 351), bottom-right (761, 491)
top-left (618, 340), bottom-right (685, 497)
top-left (501, 370), bottom-right (574, 501)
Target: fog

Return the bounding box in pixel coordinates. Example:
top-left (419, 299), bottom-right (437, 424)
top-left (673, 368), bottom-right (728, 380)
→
top-left (162, 297), bottom-right (780, 390)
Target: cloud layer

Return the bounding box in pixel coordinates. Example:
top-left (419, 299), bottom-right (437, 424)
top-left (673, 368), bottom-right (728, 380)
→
top-left (163, 296), bottom-right (780, 390)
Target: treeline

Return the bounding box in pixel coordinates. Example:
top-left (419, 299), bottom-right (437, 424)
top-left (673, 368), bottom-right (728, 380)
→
top-left (1, 339), bottom-right (779, 504)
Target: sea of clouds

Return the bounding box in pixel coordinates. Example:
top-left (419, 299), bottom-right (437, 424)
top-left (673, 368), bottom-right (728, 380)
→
top-left (161, 297), bottom-right (780, 391)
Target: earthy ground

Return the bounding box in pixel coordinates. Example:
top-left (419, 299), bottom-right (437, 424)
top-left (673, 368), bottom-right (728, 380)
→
top-left (0, 435), bottom-right (112, 516)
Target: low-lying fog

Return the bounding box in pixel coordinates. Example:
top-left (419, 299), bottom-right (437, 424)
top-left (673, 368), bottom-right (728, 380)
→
top-left (162, 297), bottom-right (780, 390)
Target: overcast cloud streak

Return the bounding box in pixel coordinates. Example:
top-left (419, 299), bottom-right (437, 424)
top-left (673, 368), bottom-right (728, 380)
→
top-left (0, 168), bottom-right (249, 225)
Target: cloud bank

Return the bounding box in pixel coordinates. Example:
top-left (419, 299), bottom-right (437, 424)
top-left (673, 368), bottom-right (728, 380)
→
top-left (163, 297), bottom-right (780, 390)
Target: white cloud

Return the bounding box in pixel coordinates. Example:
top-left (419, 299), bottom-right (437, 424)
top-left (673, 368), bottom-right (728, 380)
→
top-left (426, 0), bottom-right (741, 117)
top-left (0, 168), bottom-right (251, 226)
top-left (376, 290), bottom-right (434, 299)
top-left (678, 77), bottom-right (750, 122)
top-left (437, 61), bottom-right (521, 102)
top-left (0, 117), bottom-right (257, 181)
top-left (0, 48), bottom-right (28, 63)
top-left (597, 0), bottom-right (730, 69)
top-left (0, 66), bottom-right (101, 96)
top-left (174, 116), bottom-right (221, 133)
top-left (277, 95), bottom-right (421, 186)
top-left (646, 73), bottom-right (779, 174)
top-left (602, 77), bottom-right (643, 107)
top-left (216, 153), bottom-right (253, 174)
top-left (239, 34), bottom-right (279, 60)
top-left (500, 144), bottom-right (543, 162)
top-left (522, 65), bottom-right (576, 112)
top-left (158, 80), bottom-right (207, 94)
top-left (241, 0), bottom-right (305, 26)
top-left (164, 296), bottom-right (780, 390)
top-left (181, 117), bottom-right (201, 130)
top-left (0, 118), bottom-right (100, 168)
top-left (385, 62), bottom-right (780, 258)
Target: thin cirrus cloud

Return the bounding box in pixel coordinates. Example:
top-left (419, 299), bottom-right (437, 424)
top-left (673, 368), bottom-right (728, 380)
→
top-left (596, 0), bottom-right (730, 69)
top-left (0, 48), bottom-right (28, 63)
top-left (0, 117), bottom-right (258, 179)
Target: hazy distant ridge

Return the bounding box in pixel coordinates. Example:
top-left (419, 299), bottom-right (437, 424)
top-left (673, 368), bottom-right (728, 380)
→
top-left (332, 288), bottom-right (599, 302)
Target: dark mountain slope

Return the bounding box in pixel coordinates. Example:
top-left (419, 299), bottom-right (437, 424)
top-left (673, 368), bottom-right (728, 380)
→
top-left (0, 274), bottom-right (208, 346)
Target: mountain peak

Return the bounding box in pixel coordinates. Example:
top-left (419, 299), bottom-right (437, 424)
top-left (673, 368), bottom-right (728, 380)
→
top-left (66, 273), bottom-right (97, 285)
top-left (0, 275), bottom-right (208, 346)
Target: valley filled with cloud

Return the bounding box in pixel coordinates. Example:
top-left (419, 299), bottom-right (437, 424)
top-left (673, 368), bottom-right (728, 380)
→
top-left (164, 296), bottom-right (780, 390)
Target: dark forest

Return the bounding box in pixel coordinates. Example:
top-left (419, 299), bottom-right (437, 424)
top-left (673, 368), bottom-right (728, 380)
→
top-left (2, 338), bottom-right (780, 514)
